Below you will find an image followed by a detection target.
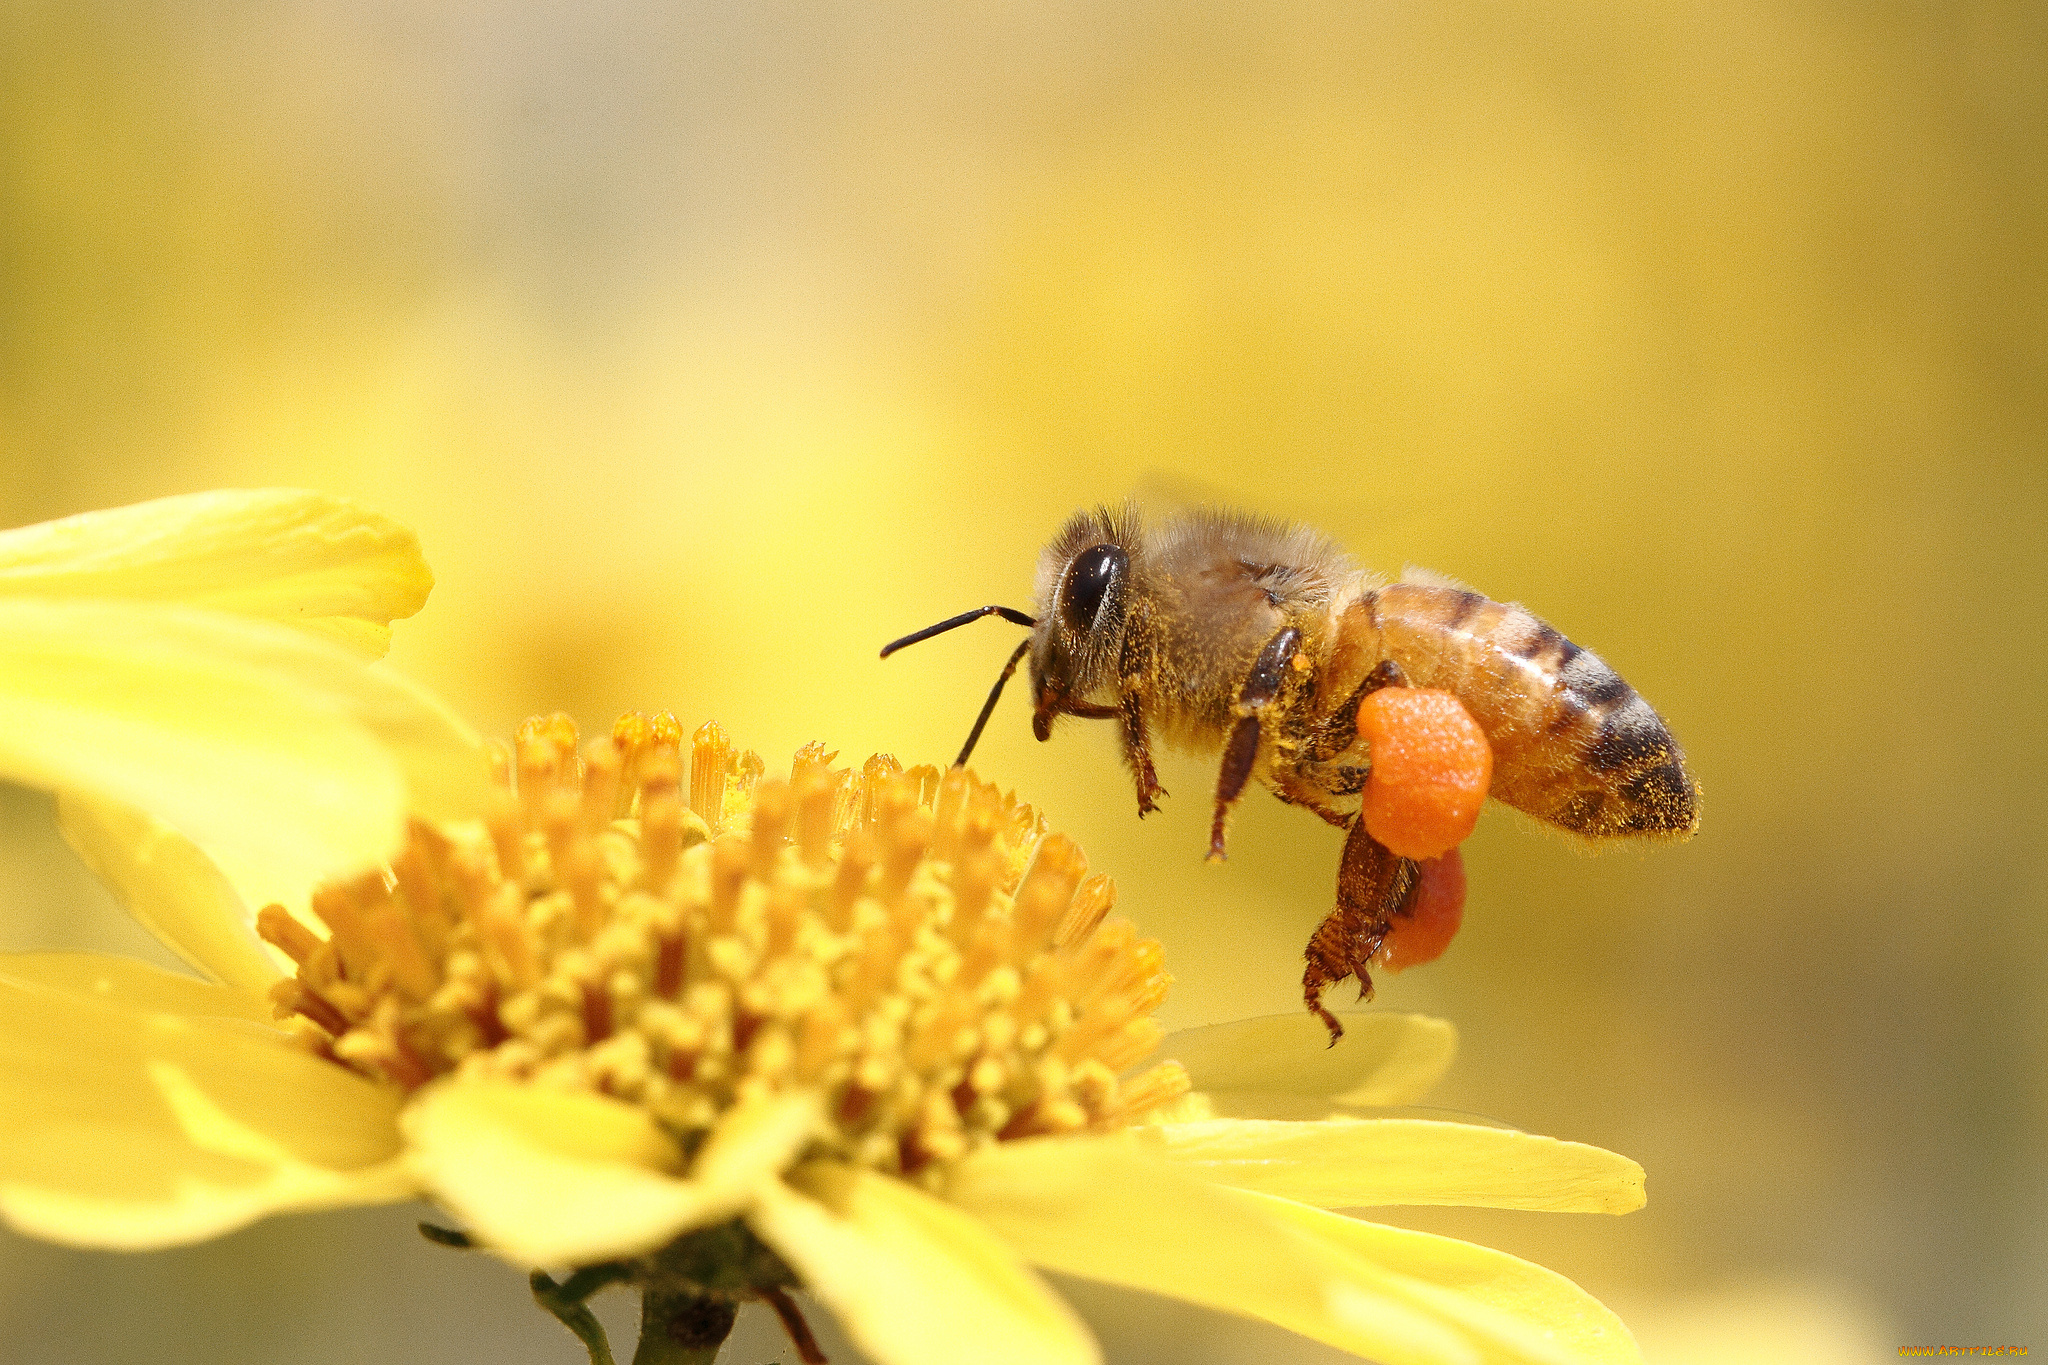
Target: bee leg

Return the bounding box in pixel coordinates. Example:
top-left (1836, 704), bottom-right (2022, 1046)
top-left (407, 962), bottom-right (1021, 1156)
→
top-left (1207, 626), bottom-right (1303, 861)
top-left (1302, 819), bottom-right (1418, 1045)
top-left (1116, 615), bottom-right (1167, 815)
top-left (1301, 658), bottom-right (1409, 765)
top-left (1271, 774), bottom-right (1352, 830)
top-left (1120, 689), bottom-right (1168, 816)
top-left (1337, 658), bottom-right (1411, 737)
top-left (1362, 657), bottom-right (1408, 693)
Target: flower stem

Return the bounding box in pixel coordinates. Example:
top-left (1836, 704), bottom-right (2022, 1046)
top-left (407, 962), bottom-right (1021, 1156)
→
top-left (632, 1285), bottom-right (738, 1365)
top-left (531, 1265), bottom-right (632, 1365)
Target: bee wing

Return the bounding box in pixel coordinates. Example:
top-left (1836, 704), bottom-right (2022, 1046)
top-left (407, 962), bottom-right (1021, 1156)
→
top-left (1398, 564), bottom-right (1479, 594)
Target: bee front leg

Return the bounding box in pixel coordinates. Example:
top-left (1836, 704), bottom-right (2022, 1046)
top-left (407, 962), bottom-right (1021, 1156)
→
top-left (1121, 689), bottom-right (1167, 816)
top-left (1207, 626), bottom-right (1303, 862)
top-left (1302, 818), bottom-right (1418, 1044)
top-left (1050, 695), bottom-right (1162, 816)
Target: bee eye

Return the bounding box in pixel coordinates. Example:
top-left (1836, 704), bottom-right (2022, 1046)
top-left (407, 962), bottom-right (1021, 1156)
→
top-left (1061, 544), bottom-right (1127, 633)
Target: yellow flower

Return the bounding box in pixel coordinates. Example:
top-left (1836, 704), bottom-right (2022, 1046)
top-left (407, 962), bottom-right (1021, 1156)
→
top-left (0, 493), bottom-right (1648, 1365)
top-left (0, 488), bottom-right (489, 937)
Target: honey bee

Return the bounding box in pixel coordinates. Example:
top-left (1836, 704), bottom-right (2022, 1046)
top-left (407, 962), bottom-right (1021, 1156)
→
top-left (882, 504), bottom-right (1697, 1040)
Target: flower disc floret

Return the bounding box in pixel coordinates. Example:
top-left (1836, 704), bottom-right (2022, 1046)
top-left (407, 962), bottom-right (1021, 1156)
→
top-left (259, 714), bottom-right (1189, 1184)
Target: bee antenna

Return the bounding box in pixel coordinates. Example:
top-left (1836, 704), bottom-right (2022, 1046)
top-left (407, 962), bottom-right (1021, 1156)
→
top-left (879, 605), bottom-right (1039, 769)
top-left (878, 605), bottom-right (1036, 659)
top-left (955, 637), bottom-right (1034, 768)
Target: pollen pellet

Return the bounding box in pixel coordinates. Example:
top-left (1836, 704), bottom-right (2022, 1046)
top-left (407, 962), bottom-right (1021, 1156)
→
top-left (1357, 688), bottom-right (1493, 860)
top-left (1372, 849), bottom-right (1466, 973)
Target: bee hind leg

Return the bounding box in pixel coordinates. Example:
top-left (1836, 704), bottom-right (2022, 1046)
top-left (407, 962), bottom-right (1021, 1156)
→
top-left (1302, 819), bottom-right (1417, 1045)
top-left (1207, 626), bottom-right (1303, 861)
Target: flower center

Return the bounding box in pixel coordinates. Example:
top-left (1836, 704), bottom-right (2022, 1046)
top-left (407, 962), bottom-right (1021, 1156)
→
top-left (259, 713), bottom-right (1188, 1179)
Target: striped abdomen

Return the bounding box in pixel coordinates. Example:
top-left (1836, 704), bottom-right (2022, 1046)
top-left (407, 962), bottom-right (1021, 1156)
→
top-left (1323, 582), bottom-right (1697, 838)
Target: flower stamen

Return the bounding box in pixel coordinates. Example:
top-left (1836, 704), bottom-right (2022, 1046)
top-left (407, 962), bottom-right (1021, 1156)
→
top-left (259, 713), bottom-right (1190, 1183)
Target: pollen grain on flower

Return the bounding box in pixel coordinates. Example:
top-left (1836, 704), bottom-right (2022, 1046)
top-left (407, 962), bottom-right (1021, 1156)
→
top-left (257, 713), bottom-right (1189, 1183)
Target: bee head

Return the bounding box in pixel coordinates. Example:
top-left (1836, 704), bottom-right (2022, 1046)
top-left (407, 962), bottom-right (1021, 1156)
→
top-left (1029, 504), bottom-right (1140, 740)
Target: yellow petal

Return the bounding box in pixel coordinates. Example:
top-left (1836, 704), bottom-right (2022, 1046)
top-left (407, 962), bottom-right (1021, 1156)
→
top-left (1249, 1192), bottom-right (1644, 1365)
top-left (0, 599), bottom-right (488, 911)
top-left (753, 1161), bottom-right (1099, 1365)
top-left (0, 489), bottom-right (431, 658)
top-left (688, 1090), bottom-right (823, 1201)
top-left (0, 953), bottom-right (275, 1026)
top-left (1160, 1011), bottom-right (1457, 1110)
top-left (401, 1077), bottom-right (733, 1267)
top-left (0, 963), bottom-right (410, 1249)
top-left (945, 1134), bottom-right (1480, 1365)
top-left (1161, 1117), bottom-right (1647, 1213)
top-left (56, 792), bottom-right (287, 989)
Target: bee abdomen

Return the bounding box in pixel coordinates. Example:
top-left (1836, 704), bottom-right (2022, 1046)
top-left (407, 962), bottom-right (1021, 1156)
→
top-left (1352, 583), bottom-right (1698, 840)
top-left (1553, 652), bottom-right (1698, 836)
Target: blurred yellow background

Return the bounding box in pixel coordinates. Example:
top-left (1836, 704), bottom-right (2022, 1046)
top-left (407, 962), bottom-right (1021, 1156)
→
top-left (3, 2), bottom-right (2041, 1362)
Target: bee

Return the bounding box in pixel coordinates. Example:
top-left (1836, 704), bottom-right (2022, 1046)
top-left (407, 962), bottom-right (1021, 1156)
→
top-left (882, 504), bottom-right (1697, 1040)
